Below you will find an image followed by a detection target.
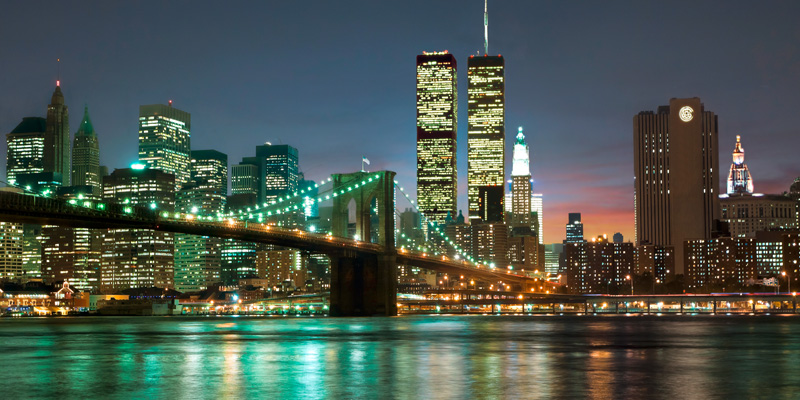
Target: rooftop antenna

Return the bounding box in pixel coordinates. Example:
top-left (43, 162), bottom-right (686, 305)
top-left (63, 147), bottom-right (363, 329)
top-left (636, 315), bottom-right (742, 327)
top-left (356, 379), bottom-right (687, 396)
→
top-left (484, 0), bottom-right (488, 55)
top-left (56, 58), bottom-right (61, 87)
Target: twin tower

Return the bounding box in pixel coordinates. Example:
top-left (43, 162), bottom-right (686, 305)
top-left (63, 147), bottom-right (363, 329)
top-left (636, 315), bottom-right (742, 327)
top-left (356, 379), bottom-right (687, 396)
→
top-left (415, 51), bottom-right (516, 228)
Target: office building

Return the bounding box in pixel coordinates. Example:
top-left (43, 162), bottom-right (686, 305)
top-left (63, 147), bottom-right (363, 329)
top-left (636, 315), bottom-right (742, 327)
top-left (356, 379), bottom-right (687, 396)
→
top-left (634, 98), bottom-right (720, 275)
top-left (138, 103), bottom-right (191, 190)
top-left (101, 167), bottom-right (175, 292)
top-left (467, 54), bottom-right (505, 222)
top-left (234, 144), bottom-right (299, 206)
top-left (0, 217), bottom-right (24, 280)
top-left (720, 193), bottom-right (796, 237)
top-left (174, 150), bottom-right (228, 292)
top-left (416, 51), bottom-right (458, 225)
top-left (44, 82), bottom-right (70, 186)
top-left (6, 117), bottom-right (46, 186)
top-left (71, 106), bottom-right (101, 195)
top-left (565, 213), bottom-right (583, 243)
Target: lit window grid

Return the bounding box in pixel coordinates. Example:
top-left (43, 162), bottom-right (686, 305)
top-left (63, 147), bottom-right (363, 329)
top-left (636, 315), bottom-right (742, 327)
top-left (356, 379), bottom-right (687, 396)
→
top-left (416, 137), bottom-right (457, 225)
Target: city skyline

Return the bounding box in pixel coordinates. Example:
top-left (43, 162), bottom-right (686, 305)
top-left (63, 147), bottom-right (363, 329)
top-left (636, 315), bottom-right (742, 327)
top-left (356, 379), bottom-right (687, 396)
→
top-left (3, 1), bottom-right (800, 243)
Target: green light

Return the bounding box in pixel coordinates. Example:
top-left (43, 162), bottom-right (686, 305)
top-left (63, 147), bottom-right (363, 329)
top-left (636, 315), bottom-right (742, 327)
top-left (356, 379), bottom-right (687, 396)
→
top-left (97, 204), bottom-right (105, 210)
top-left (150, 203), bottom-right (157, 209)
top-left (131, 163), bottom-right (146, 170)
top-left (123, 207), bottom-right (133, 214)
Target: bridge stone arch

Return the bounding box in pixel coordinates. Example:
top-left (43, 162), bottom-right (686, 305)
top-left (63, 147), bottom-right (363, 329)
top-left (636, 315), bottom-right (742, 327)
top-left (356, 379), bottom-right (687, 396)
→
top-left (329, 170), bottom-right (397, 316)
top-left (331, 170), bottom-right (396, 249)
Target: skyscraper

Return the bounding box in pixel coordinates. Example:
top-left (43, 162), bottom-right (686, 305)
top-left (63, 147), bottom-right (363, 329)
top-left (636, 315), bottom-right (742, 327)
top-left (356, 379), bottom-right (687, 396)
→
top-left (138, 103), bottom-right (191, 190)
top-left (727, 135), bottom-right (754, 195)
top-left (71, 106), bottom-right (101, 195)
top-left (467, 54), bottom-right (505, 222)
top-left (565, 213), bottom-right (583, 243)
top-left (511, 127), bottom-right (532, 227)
top-left (634, 98), bottom-right (720, 275)
top-left (6, 117), bottom-right (46, 185)
top-left (416, 50), bottom-right (458, 225)
top-left (235, 143), bottom-right (299, 205)
top-left (101, 167), bottom-right (175, 292)
top-left (44, 82), bottom-right (70, 186)
top-left (174, 150), bottom-right (228, 292)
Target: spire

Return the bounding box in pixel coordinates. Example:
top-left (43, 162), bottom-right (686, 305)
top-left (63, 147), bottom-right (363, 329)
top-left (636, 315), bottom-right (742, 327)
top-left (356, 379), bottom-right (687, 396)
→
top-left (511, 126), bottom-right (530, 177)
top-left (483, 0), bottom-right (489, 55)
top-left (76, 105), bottom-right (95, 137)
top-left (50, 83), bottom-right (64, 105)
top-left (727, 135), bottom-right (753, 194)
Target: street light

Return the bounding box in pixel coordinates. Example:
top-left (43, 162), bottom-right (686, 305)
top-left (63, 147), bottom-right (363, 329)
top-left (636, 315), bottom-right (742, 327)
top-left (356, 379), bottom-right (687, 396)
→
top-left (783, 271), bottom-right (790, 293)
top-left (626, 275), bottom-right (633, 295)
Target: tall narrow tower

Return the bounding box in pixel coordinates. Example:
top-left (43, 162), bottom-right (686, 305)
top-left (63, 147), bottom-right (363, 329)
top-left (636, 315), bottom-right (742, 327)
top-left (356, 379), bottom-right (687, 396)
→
top-left (416, 51), bottom-right (458, 225)
top-left (727, 135), bottom-right (754, 194)
top-left (44, 81), bottom-right (70, 186)
top-left (511, 126), bottom-right (532, 227)
top-left (634, 98), bottom-right (720, 275)
top-left (468, 0), bottom-right (505, 223)
top-left (71, 106), bottom-right (101, 195)
top-left (467, 55), bottom-right (505, 222)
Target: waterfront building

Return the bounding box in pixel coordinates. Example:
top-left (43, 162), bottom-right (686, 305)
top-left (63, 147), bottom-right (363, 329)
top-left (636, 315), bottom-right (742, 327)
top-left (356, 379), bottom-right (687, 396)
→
top-left (467, 54), bottom-right (505, 222)
top-left (565, 235), bottom-right (634, 294)
top-left (256, 249), bottom-right (307, 292)
top-left (416, 51), bottom-right (458, 225)
top-left (6, 117), bottom-right (46, 186)
top-left (634, 244), bottom-right (674, 282)
top-left (685, 237), bottom-right (755, 291)
top-left (684, 230), bottom-right (800, 291)
top-left (138, 103), bottom-right (191, 190)
top-left (44, 82), bottom-right (70, 186)
top-left (727, 135), bottom-right (754, 194)
top-left (101, 167), bottom-right (175, 292)
top-left (0, 219), bottom-right (24, 280)
top-left (634, 98), bottom-right (720, 275)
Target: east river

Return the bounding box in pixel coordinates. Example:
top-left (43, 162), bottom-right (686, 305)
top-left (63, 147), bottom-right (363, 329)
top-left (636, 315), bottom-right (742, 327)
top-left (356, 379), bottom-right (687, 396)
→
top-left (3, 315), bottom-right (800, 399)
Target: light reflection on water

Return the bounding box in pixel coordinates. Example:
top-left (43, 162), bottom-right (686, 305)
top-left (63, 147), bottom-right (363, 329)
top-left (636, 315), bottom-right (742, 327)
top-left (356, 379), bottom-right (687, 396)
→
top-left (2, 315), bottom-right (800, 399)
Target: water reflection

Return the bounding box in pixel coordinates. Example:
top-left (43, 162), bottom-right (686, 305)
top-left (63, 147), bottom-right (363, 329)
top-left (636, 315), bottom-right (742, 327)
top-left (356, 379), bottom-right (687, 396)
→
top-left (2, 316), bottom-right (800, 399)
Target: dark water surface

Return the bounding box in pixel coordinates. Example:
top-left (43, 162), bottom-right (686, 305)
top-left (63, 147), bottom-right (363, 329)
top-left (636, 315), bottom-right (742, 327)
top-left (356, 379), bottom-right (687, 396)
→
top-left (2, 315), bottom-right (800, 399)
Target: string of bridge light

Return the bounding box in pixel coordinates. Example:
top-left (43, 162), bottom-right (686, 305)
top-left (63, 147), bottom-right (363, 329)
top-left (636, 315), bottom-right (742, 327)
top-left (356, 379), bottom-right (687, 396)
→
top-left (392, 181), bottom-right (493, 269)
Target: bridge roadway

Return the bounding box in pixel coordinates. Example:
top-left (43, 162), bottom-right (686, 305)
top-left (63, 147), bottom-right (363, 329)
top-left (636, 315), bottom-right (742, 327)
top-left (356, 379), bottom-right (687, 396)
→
top-left (0, 191), bottom-right (533, 287)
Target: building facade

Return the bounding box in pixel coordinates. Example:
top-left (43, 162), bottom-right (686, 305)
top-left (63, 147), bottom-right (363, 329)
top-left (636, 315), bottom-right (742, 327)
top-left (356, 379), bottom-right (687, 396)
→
top-left (467, 55), bottom-right (505, 222)
top-left (101, 167), bottom-right (175, 292)
top-left (720, 193), bottom-right (796, 238)
top-left (138, 103), bottom-right (191, 190)
top-left (634, 98), bottom-right (720, 275)
top-left (6, 117), bottom-right (46, 185)
top-left (44, 83), bottom-right (70, 186)
top-left (71, 106), bottom-right (101, 195)
top-left (416, 51), bottom-right (458, 226)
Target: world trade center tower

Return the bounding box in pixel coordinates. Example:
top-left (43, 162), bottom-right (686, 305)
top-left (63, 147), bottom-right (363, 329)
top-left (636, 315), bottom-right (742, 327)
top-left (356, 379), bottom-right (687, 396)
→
top-left (416, 51), bottom-right (458, 225)
top-left (467, 54), bottom-right (505, 223)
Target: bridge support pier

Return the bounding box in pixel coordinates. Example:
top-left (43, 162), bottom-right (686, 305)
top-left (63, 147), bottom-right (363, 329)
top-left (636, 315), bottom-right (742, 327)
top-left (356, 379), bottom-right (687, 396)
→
top-left (329, 253), bottom-right (397, 317)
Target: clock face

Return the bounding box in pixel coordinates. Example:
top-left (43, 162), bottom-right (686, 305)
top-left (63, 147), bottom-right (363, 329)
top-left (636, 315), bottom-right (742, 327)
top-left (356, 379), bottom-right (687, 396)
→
top-left (679, 106), bottom-right (694, 122)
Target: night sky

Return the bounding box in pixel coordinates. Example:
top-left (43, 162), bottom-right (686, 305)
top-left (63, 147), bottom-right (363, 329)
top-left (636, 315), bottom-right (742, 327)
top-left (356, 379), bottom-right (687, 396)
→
top-left (2, 1), bottom-right (800, 243)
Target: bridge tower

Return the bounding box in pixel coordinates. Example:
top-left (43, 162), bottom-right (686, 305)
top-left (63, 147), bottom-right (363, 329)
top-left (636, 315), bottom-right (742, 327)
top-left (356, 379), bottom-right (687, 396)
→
top-left (329, 170), bottom-right (397, 316)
